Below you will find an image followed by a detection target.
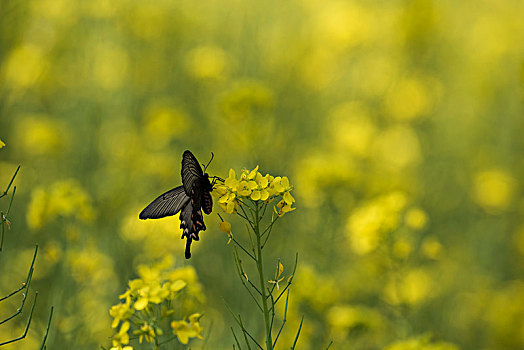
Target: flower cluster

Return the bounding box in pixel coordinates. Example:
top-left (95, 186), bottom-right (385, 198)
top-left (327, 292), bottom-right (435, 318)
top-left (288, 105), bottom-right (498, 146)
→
top-left (26, 180), bottom-right (95, 229)
top-left (109, 259), bottom-right (204, 349)
top-left (212, 166), bottom-right (296, 216)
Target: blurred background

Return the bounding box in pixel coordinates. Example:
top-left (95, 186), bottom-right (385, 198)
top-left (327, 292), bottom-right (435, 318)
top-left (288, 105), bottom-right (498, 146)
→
top-left (1, 0), bottom-right (524, 348)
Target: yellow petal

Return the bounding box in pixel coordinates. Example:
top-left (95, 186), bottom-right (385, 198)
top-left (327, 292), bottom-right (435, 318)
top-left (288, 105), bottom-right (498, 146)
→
top-left (218, 221), bottom-right (232, 233)
top-left (258, 176), bottom-right (269, 188)
top-left (248, 166), bottom-right (259, 179)
top-left (228, 168), bottom-right (236, 179)
top-left (218, 194), bottom-right (229, 204)
top-left (276, 261), bottom-right (284, 278)
top-left (251, 190), bottom-right (261, 201)
top-left (171, 280), bottom-right (187, 292)
top-left (273, 177), bottom-right (285, 193)
top-left (281, 177), bottom-right (290, 188)
top-left (189, 313), bottom-right (202, 322)
top-left (226, 201), bottom-right (236, 213)
top-left (260, 190), bottom-right (269, 201)
top-left (283, 191), bottom-right (295, 205)
top-left (0, 139), bottom-right (5, 148)
top-left (134, 297), bottom-right (148, 310)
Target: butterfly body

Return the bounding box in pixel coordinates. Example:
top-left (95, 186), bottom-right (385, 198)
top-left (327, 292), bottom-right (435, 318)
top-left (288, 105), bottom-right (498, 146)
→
top-left (139, 150), bottom-right (215, 259)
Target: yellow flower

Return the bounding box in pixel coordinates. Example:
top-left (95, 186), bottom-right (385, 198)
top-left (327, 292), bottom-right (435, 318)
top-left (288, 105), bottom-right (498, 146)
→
top-left (110, 300), bottom-right (135, 328)
top-left (134, 281), bottom-right (170, 310)
top-left (273, 176), bottom-right (291, 193)
top-left (0, 139), bottom-right (5, 148)
top-left (224, 169), bottom-right (239, 191)
top-left (218, 192), bottom-right (238, 214)
top-left (110, 345), bottom-right (133, 350)
top-left (218, 221), bottom-right (233, 244)
top-left (165, 279), bottom-right (187, 296)
top-left (237, 180), bottom-right (252, 196)
top-left (250, 172), bottom-right (270, 201)
top-left (112, 321), bottom-right (131, 347)
top-left (268, 261), bottom-right (285, 290)
top-left (215, 167), bottom-right (296, 216)
top-left (26, 180), bottom-right (95, 229)
top-left (137, 323), bottom-right (156, 344)
top-left (275, 199), bottom-right (296, 217)
top-left (171, 313), bottom-right (204, 344)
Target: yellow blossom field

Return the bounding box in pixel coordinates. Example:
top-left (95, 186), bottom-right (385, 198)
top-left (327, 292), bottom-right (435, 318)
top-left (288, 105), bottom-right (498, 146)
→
top-left (1, 0), bottom-right (524, 349)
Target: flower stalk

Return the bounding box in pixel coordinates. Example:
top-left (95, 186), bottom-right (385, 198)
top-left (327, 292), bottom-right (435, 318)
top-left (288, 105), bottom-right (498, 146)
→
top-left (214, 166), bottom-right (301, 349)
top-left (254, 202), bottom-right (273, 349)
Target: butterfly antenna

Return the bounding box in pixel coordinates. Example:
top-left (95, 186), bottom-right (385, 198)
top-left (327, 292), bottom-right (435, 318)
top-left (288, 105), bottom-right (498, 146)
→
top-left (203, 152), bottom-right (214, 172)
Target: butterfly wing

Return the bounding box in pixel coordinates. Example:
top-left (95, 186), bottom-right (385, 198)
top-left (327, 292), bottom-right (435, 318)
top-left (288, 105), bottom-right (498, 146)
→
top-left (139, 186), bottom-right (190, 220)
top-left (179, 199), bottom-right (206, 259)
top-left (177, 150), bottom-right (214, 259)
top-left (182, 150), bottom-right (204, 196)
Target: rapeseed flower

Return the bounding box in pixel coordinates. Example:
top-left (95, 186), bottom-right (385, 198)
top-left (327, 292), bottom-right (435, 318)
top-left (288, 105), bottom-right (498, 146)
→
top-left (171, 313), bottom-right (204, 344)
top-left (109, 261), bottom-right (203, 348)
top-left (268, 261), bottom-right (285, 290)
top-left (213, 166), bottom-right (296, 217)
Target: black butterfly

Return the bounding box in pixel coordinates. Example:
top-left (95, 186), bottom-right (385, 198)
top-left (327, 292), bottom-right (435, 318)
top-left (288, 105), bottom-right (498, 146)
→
top-left (139, 150), bottom-right (221, 259)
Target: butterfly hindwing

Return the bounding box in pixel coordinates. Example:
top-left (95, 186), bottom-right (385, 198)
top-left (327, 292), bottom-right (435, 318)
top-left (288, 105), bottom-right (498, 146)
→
top-left (139, 186), bottom-right (190, 220)
top-left (179, 198), bottom-right (207, 259)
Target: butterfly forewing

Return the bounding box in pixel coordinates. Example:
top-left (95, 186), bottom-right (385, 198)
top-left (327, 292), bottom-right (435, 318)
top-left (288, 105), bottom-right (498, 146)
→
top-left (182, 150), bottom-right (204, 196)
top-left (139, 186), bottom-right (190, 220)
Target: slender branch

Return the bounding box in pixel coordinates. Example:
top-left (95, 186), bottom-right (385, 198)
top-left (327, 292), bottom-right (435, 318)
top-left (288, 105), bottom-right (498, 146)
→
top-left (0, 292), bottom-right (38, 346)
top-left (157, 336), bottom-right (178, 346)
top-left (0, 283), bottom-right (26, 302)
top-left (236, 211), bottom-right (253, 225)
top-left (325, 340), bottom-right (334, 349)
top-left (246, 223), bottom-right (256, 255)
top-left (0, 245), bottom-right (38, 325)
top-left (1, 167), bottom-right (20, 251)
top-left (0, 213), bottom-right (4, 252)
top-left (232, 249), bottom-right (263, 311)
top-left (231, 327), bottom-right (242, 350)
top-left (40, 306), bottom-right (54, 350)
top-left (231, 237), bottom-right (257, 262)
top-left (6, 186), bottom-right (16, 216)
top-left (261, 215), bottom-right (279, 248)
top-left (239, 314), bottom-right (262, 350)
top-left (223, 300), bottom-right (261, 350)
top-left (0, 165), bottom-right (20, 199)
top-left (290, 315), bottom-right (304, 350)
top-left (236, 197), bottom-right (255, 211)
top-left (239, 204), bottom-right (255, 231)
top-left (260, 202), bottom-right (268, 219)
top-left (272, 289), bottom-right (290, 348)
top-left (268, 289), bottom-right (275, 341)
top-left (261, 215), bottom-right (278, 237)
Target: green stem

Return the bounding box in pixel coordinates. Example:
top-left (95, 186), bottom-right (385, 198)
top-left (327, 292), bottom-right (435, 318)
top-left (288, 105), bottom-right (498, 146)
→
top-left (254, 201), bottom-right (273, 350)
